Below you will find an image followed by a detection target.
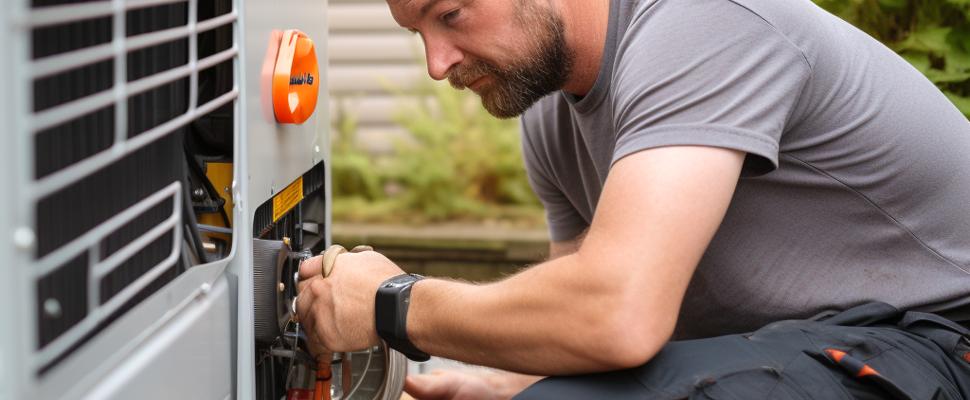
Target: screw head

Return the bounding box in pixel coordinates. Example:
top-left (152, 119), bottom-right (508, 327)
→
top-left (192, 187), bottom-right (206, 200)
top-left (13, 228), bottom-right (35, 250)
top-left (278, 282), bottom-right (286, 293)
top-left (43, 298), bottom-right (62, 318)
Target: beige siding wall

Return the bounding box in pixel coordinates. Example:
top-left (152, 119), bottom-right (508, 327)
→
top-left (329, 0), bottom-right (427, 153)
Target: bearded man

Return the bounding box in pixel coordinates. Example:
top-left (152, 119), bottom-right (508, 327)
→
top-left (296, 0), bottom-right (970, 398)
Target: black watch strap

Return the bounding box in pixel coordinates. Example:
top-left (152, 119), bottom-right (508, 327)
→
top-left (375, 273), bottom-right (430, 361)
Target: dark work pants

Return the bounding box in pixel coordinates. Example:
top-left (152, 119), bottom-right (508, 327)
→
top-left (514, 303), bottom-right (970, 399)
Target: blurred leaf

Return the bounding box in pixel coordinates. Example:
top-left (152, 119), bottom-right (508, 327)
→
top-left (896, 26), bottom-right (952, 53)
top-left (877, 0), bottom-right (908, 10)
top-left (901, 51), bottom-right (932, 73)
top-left (947, 25), bottom-right (970, 53)
top-left (944, 0), bottom-right (970, 8)
top-left (924, 69), bottom-right (970, 82)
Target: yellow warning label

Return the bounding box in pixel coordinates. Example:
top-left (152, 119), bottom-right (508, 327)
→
top-left (273, 176), bottom-right (303, 222)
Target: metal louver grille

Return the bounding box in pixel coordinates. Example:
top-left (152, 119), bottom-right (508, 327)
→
top-left (23, 0), bottom-right (237, 377)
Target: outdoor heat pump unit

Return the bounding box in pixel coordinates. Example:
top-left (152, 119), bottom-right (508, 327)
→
top-left (0, 1), bottom-right (405, 399)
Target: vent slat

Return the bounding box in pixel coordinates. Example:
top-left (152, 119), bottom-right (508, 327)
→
top-left (31, 16), bottom-right (111, 60)
top-left (32, 60), bottom-right (114, 112)
top-left (35, 134), bottom-right (183, 259)
top-left (29, 0), bottom-right (237, 376)
top-left (36, 253), bottom-right (88, 349)
top-left (100, 231), bottom-right (174, 304)
top-left (34, 106), bottom-right (115, 179)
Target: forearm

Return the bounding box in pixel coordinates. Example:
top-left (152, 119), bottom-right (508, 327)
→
top-left (406, 252), bottom-right (670, 375)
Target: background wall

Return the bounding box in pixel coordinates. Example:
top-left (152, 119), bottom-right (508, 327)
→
top-left (328, 0), bottom-right (427, 154)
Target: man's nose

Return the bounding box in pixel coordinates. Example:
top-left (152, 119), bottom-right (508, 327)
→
top-left (424, 37), bottom-right (463, 81)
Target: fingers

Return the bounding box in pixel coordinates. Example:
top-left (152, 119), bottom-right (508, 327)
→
top-left (296, 274), bottom-right (319, 295)
top-left (295, 280), bottom-right (331, 357)
top-left (301, 244), bottom-right (353, 281)
top-left (404, 373), bottom-right (459, 400)
top-left (299, 256), bottom-right (323, 280)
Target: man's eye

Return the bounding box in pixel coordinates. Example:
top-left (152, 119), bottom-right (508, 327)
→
top-left (441, 9), bottom-right (461, 25)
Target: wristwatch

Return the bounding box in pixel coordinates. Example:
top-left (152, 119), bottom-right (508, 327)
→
top-left (375, 273), bottom-right (430, 361)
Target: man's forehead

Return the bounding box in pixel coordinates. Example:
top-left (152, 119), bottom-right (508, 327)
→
top-left (388, 0), bottom-right (445, 26)
top-left (388, 0), bottom-right (432, 13)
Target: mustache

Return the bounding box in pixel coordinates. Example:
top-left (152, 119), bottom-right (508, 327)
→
top-left (447, 60), bottom-right (499, 90)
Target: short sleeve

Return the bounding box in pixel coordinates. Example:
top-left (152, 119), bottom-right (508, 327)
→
top-left (611, 0), bottom-right (812, 176)
top-left (520, 114), bottom-right (589, 242)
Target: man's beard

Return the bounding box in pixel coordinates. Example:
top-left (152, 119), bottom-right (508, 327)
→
top-left (447, 2), bottom-right (573, 119)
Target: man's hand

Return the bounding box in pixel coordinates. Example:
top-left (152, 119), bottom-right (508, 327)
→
top-left (404, 370), bottom-right (542, 400)
top-left (295, 249), bottom-right (405, 357)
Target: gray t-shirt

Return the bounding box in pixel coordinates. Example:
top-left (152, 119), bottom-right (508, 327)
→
top-left (521, 0), bottom-right (970, 339)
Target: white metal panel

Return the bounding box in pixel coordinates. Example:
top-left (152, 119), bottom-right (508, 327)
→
top-left (81, 277), bottom-right (234, 400)
top-left (235, 0), bottom-right (330, 398)
top-left (38, 262), bottom-right (234, 399)
top-left (1, 0), bottom-right (33, 399)
top-left (242, 0), bottom-right (328, 213)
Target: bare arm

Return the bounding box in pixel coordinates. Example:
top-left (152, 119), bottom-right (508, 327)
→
top-left (406, 146), bottom-right (745, 375)
top-left (403, 234), bottom-right (585, 400)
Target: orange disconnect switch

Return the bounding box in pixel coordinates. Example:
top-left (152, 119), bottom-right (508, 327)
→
top-left (273, 29), bottom-right (320, 124)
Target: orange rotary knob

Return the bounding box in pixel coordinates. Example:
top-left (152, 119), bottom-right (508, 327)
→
top-left (272, 29), bottom-right (320, 124)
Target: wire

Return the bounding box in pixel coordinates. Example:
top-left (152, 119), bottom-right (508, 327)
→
top-left (197, 223), bottom-right (233, 235)
top-left (284, 322), bottom-right (301, 388)
top-left (270, 348), bottom-right (316, 365)
top-left (344, 347), bottom-right (374, 399)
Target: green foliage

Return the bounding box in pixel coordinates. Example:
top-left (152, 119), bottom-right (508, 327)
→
top-left (814, 0), bottom-right (970, 117)
top-left (330, 102), bottom-right (384, 203)
top-left (330, 83), bottom-right (544, 226)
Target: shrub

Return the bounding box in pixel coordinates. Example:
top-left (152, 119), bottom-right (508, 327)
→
top-left (330, 83), bottom-right (543, 226)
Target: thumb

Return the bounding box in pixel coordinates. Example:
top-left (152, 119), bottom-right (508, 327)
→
top-left (404, 373), bottom-right (458, 400)
top-left (298, 256), bottom-right (322, 280)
